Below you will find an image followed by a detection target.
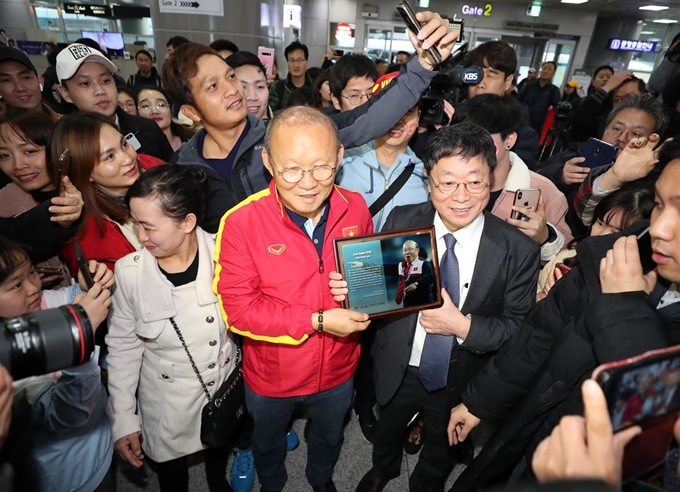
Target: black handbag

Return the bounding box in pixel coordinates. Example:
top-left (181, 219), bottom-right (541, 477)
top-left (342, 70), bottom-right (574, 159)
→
top-left (170, 317), bottom-right (246, 448)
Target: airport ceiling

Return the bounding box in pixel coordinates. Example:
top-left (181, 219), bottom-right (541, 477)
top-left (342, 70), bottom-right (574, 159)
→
top-left (491, 0), bottom-right (679, 23)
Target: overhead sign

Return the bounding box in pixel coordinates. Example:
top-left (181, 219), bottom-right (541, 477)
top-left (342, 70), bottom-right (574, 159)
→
top-left (608, 38), bottom-right (657, 53)
top-left (461, 4), bottom-right (492, 16)
top-left (283, 4), bottom-right (302, 29)
top-left (158, 0), bottom-right (223, 17)
top-left (63, 3), bottom-right (111, 18)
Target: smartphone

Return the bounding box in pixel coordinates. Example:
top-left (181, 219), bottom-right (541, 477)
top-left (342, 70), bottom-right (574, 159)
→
top-left (74, 241), bottom-right (94, 289)
top-left (257, 46), bottom-right (275, 77)
top-left (593, 345), bottom-right (680, 480)
top-left (581, 137), bottom-right (618, 169)
top-left (35, 267), bottom-right (63, 276)
top-left (511, 189), bottom-right (541, 221)
top-left (555, 263), bottom-right (571, 276)
top-left (396, 1), bottom-right (442, 66)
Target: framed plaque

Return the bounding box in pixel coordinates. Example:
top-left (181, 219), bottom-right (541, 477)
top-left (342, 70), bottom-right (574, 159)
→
top-left (333, 226), bottom-right (443, 319)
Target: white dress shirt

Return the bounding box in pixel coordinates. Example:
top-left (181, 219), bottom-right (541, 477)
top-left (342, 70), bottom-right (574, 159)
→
top-left (409, 211), bottom-right (485, 367)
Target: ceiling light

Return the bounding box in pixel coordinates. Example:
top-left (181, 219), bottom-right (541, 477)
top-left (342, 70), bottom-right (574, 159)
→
top-left (639, 5), bottom-right (669, 10)
top-left (640, 30), bottom-right (655, 34)
top-left (560, 0), bottom-right (588, 4)
top-left (653, 19), bottom-right (678, 23)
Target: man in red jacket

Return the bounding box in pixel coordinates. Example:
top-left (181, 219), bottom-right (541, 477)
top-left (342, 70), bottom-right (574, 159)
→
top-left (214, 106), bottom-right (372, 492)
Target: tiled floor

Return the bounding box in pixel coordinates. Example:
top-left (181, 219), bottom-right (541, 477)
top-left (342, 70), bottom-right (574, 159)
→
top-left (115, 416), bottom-right (493, 492)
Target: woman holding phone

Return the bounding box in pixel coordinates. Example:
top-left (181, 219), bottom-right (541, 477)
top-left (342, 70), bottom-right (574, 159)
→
top-left (106, 165), bottom-right (237, 492)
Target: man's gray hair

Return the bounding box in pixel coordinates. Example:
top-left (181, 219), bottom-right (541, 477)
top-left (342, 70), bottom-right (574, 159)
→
top-left (605, 93), bottom-right (668, 136)
top-left (263, 106), bottom-right (342, 156)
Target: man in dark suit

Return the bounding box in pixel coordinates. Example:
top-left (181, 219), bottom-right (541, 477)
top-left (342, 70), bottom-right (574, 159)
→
top-left (345, 122), bottom-right (540, 492)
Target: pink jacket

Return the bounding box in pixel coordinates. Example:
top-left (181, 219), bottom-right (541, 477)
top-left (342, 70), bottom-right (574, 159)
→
top-left (491, 152), bottom-right (572, 263)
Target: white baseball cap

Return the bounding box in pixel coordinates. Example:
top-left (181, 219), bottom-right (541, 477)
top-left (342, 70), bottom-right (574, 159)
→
top-left (57, 43), bottom-right (118, 82)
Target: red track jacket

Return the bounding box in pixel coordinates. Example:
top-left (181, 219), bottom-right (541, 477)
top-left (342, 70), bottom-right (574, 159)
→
top-left (213, 180), bottom-right (373, 397)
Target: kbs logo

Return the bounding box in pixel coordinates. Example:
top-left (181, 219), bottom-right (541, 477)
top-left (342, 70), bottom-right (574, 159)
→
top-left (463, 70), bottom-right (480, 83)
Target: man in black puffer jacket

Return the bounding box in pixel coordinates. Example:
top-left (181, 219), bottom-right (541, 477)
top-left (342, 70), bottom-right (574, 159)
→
top-left (445, 145), bottom-right (680, 491)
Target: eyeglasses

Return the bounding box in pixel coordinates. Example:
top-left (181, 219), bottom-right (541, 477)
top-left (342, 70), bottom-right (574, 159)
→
top-left (430, 178), bottom-right (490, 195)
top-left (287, 58), bottom-right (306, 64)
top-left (138, 102), bottom-right (169, 112)
top-left (275, 165), bottom-right (336, 184)
top-left (604, 123), bottom-right (646, 141)
top-left (341, 91), bottom-right (372, 106)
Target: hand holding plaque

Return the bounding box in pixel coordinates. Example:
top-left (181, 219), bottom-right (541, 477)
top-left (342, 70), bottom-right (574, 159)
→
top-left (333, 226), bottom-right (443, 319)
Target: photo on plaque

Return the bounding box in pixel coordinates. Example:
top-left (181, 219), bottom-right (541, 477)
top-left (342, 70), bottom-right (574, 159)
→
top-left (333, 226), bottom-right (443, 318)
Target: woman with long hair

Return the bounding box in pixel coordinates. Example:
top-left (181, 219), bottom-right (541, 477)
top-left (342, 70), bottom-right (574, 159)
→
top-left (107, 165), bottom-right (237, 492)
top-left (47, 111), bottom-right (163, 273)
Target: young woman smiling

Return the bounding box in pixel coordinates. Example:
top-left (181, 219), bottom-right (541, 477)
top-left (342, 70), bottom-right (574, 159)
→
top-left (136, 87), bottom-right (193, 151)
top-left (0, 110), bottom-right (83, 287)
top-left (47, 111), bottom-right (163, 274)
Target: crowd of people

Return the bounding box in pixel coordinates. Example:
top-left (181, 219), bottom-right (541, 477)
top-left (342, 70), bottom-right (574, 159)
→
top-left (0, 14), bottom-right (680, 492)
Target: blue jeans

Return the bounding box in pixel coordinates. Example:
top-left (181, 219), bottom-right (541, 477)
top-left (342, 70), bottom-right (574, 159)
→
top-left (245, 377), bottom-right (354, 491)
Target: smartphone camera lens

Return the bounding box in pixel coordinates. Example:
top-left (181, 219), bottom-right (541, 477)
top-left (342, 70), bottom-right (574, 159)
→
top-left (518, 192), bottom-right (523, 199)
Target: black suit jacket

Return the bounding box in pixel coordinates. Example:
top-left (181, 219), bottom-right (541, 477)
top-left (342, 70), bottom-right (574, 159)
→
top-left (371, 202), bottom-right (540, 410)
top-left (116, 107), bottom-right (174, 162)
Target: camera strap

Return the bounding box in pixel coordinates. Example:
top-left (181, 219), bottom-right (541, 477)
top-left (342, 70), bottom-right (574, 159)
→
top-left (368, 162), bottom-right (416, 217)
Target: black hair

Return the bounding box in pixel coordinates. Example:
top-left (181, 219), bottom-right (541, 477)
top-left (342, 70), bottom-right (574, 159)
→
top-left (592, 176), bottom-right (656, 230)
top-left (605, 93), bottom-right (667, 136)
top-left (166, 36), bottom-right (189, 49)
top-left (286, 87), bottom-right (317, 108)
top-left (396, 51), bottom-right (411, 58)
top-left (46, 43), bottom-right (60, 67)
top-left (314, 68), bottom-right (331, 106)
top-left (615, 77), bottom-right (646, 96)
top-left (542, 61), bottom-right (557, 70)
top-left (657, 138), bottom-right (680, 172)
top-left (386, 63), bottom-right (402, 74)
top-left (453, 94), bottom-right (522, 140)
top-left (284, 41), bottom-right (309, 61)
top-left (0, 237), bottom-right (32, 286)
top-left (135, 49), bottom-right (152, 61)
top-left (225, 50), bottom-right (266, 76)
top-left (117, 85), bottom-right (137, 101)
top-left (209, 39), bottom-right (239, 55)
top-left (328, 53), bottom-right (379, 99)
top-left (126, 164), bottom-right (207, 225)
top-left (465, 41), bottom-right (517, 79)
top-left (75, 37), bottom-right (102, 52)
top-left (423, 122), bottom-right (497, 173)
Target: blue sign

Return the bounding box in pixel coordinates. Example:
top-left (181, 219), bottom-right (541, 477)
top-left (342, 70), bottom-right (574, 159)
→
top-left (608, 38), bottom-right (657, 53)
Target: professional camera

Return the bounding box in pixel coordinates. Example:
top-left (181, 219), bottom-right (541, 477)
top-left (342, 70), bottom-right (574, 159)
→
top-left (0, 305), bottom-right (94, 380)
top-left (538, 101), bottom-right (573, 161)
top-left (419, 18), bottom-right (484, 126)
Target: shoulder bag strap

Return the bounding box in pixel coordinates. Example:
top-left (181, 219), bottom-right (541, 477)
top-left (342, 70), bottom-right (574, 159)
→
top-left (170, 317), bottom-right (213, 402)
top-left (368, 162), bottom-right (417, 217)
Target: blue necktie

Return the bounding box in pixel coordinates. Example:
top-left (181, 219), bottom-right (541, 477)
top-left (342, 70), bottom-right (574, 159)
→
top-left (419, 233), bottom-right (459, 392)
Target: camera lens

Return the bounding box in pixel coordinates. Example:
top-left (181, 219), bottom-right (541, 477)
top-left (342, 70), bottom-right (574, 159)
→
top-left (518, 192), bottom-right (523, 199)
top-left (0, 305), bottom-right (93, 380)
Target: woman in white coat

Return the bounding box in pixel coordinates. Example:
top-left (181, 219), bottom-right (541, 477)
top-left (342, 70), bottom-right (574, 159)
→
top-left (105, 164), bottom-right (237, 492)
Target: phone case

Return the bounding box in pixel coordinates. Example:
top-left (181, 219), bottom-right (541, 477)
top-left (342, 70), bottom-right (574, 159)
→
top-left (593, 345), bottom-right (680, 481)
top-left (581, 138), bottom-right (617, 169)
top-left (511, 189), bottom-right (541, 221)
top-left (396, 1), bottom-right (442, 65)
top-left (257, 47), bottom-right (274, 77)
top-left (74, 242), bottom-right (95, 289)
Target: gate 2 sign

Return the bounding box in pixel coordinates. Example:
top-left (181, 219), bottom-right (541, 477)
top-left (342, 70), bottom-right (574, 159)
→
top-left (159, 0), bottom-right (223, 17)
top-left (461, 4), bottom-right (492, 16)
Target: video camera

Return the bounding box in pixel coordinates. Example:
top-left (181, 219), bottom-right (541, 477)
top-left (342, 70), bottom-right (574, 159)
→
top-left (419, 17), bottom-right (484, 126)
top-left (0, 305), bottom-right (94, 380)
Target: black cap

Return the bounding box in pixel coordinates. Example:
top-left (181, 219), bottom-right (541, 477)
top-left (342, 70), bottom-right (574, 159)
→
top-left (0, 45), bottom-right (37, 72)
